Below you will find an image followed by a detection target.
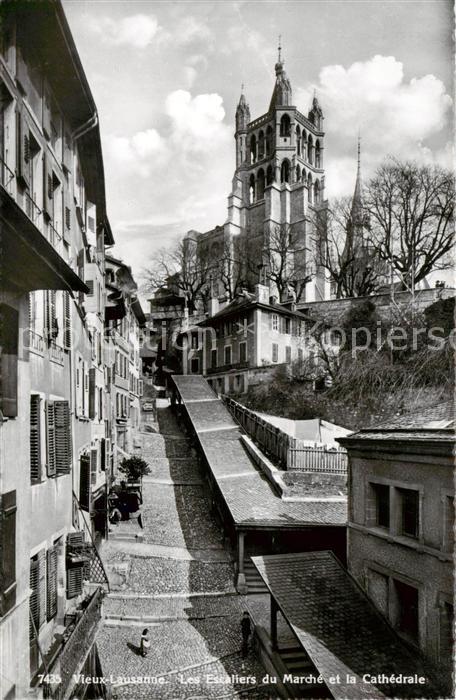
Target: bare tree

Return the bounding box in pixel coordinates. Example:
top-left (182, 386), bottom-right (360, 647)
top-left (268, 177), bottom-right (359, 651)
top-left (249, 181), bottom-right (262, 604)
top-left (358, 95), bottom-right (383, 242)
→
top-left (312, 197), bottom-right (384, 298)
top-left (142, 239), bottom-right (212, 313)
top-left (261, 224), bottom-right (313, 303)
top-left (366, 158), bottom-right (454, 289)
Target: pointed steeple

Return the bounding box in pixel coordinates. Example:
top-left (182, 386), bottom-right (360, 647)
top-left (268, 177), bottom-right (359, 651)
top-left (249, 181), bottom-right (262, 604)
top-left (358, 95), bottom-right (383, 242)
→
top-left (350, 134), bottom-right (363, 226)
top-left (235, 84), bottom-right (250, 132)
top-left (269, 36), bottom-right (292, 110)
top-left (308, 91), bottom-right (323, 128)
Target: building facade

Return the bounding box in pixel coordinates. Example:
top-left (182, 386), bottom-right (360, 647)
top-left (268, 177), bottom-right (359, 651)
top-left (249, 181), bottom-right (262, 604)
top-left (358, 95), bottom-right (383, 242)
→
top-left (338, 403), bottom-right (454, 692)
top-left (180, 284), bottom-right (311, 394)
top-left (0, 3), bottom-right (141, 698)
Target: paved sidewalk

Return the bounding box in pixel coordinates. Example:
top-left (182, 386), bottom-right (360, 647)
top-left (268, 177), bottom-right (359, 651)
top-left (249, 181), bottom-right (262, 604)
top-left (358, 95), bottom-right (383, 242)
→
top-left (97, 406), bottom-right (277, 699)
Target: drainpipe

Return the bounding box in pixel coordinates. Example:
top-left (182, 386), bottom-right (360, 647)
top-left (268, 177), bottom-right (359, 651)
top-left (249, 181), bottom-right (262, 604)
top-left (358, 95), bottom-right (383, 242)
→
top-left (71, 112), bottom-right (99, 143)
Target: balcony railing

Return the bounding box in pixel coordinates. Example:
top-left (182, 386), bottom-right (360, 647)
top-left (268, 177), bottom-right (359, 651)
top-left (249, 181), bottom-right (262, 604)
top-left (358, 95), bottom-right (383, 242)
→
top-left (0, 157), bottom-right (15, 195)
top-left (48, 221), bottom-right (64, 257)
top-left (24, 191), bottom-right (43, 229)
top-left (49, 341), bottom-right (65, 365)
top-left (27, 329), bottom-right (45, 355)
top-left (43, 588), bottom-right (104, 700)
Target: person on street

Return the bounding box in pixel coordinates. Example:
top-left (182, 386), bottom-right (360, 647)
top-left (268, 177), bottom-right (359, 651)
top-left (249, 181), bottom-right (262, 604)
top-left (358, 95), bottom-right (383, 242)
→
top-left (129, 489), bottom-right (144, 529)
top-left (241, 611), bottom-right (251, 657)
top-left (140, 628), bottom-right (150, 657)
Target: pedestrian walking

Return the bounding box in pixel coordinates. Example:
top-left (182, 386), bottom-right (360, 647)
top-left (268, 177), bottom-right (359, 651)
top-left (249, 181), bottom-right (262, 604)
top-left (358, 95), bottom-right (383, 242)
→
top-left (140, 628), bottom-right (150, 657)
top-left (241, 611), bottom-right (251, 658)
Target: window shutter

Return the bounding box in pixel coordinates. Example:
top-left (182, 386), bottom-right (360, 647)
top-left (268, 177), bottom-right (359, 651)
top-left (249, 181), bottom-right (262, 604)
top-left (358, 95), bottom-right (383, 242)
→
top-left (30, 395), bottom-right (42, 483)
top-left (63, 292), bottom-right (71, 350)
top-left (38, 549), bottom-right (46, 628)
top-left (100, 438), bottom-right (106, 472)
top-left (54, 401), bottom-right (71, 474)
top-left (90, 448), bottom-right (97, 485)
top-left (63, 131), bottom-right (72, 172)
top-left (77, 250), bottom-right (85, 305)
top-left (42, 87), bottom-right (52, 140)
top-left (1, 491), bottom-right (16, 615)
top-left (79, 455), bottom-right (91, 511)
top-left (66, 566), bottom-right (82, 599)
top-left (88, 368), bottom-right (96, 419)
top-left (16, 110), bottom-right (30, 188)
top-left (42, 154), bottom-right (52, 219)
top-left (46, 401), bottom-right (56, 477)
top-left (86, 280), bottom-right (94, 296)
top-left (29, 558), bottom-right (40, 640)
top-left (46, 546), bottom-right (57, 621)
top-left (0, 304), bottom-right (19, 418)
top-left (65, 206), bottom-right (71, 231)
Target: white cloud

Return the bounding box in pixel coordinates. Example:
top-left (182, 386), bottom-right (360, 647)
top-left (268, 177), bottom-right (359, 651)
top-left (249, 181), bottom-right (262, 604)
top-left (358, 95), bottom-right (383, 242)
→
top-left (173, 16), bottom-right (213, 46)
top-left (295, 55), bottom-right (452, 196)
top-left (103, 128), bottom-right (167, 178)
top-left (90, 14), bottom-right (159, 49)
top-left (165, 90), bottom-right (231, 152)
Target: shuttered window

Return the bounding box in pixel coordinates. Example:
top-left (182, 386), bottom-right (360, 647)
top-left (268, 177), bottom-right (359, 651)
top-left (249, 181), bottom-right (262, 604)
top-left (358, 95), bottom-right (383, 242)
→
top-left (86, 280), bottom-right (94, 296)
top-left (0, 303), bottom-right (19, 418)
top-left (66, 531), bottom-right (85, 599)
top-left (46, 546), bottom-right (57, 621)
top-left (54, 401), bottom-right (71, 474)
top-left (30, 395), bottom-right (42, 483)
top-left (1, 491), bottom-right (16, 615)
top-left (272, 343), bottom-right (278, 362)
top-left (66, 566), bottom-right (82, 599)
top-left (79, 455), bottom-right (91, 511)
top-left (90, 448), bottom-right (97, 486)
top-left (16, 111), bottom-right (30, 188)
top-left (63, 292), bottom-right (71, 350)
top-left (29, 549), bottom-right (46, 637)
top-left (29, 558), bottom-right (39, 640)
top-left (46, 401), bottom-right (56, 477)
top-left (88, 368), bottom-right (96, 420)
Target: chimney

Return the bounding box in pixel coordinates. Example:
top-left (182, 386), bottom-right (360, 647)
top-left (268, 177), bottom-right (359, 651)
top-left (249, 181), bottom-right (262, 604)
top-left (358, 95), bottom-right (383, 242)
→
top-left (255, 284), bottom-right (269, 304)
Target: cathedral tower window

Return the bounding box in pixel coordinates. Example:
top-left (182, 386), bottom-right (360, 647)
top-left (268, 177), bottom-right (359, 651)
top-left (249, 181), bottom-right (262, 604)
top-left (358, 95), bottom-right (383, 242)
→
top-left (315, 140), bottom-right (321, 168)
top-left (307, 135), bottom-right (313, 165)
top-left (302, 129), bottom-right (307, 159)
top-left (296, 165), bottom-right (301, 182)
top-left (280, 114), bottom-right (291, 137)
top-left (307, 173), bottom-right (313, 202)
top-left (266, 125), bottom-right (273, 156)
top-left (258, 131), bottom-right (264, 159)
top-left (250, 134), bottom-right (257, 164)
top-left (249, 174), bottom-right (255, 204)
top-left (281, 159), bottom-right (290, 184)
top-left (257, 169), bottom-right (265, 199)
top-left (314, 179), bottom-right (320, 203)
top-left (266, 165), bottom-right (273, 185)
top-left (296, 126), bottom-right (301, 156)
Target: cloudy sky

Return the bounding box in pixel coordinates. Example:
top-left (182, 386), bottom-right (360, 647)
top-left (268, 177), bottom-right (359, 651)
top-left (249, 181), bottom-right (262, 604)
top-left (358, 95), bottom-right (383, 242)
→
top-left (62, 0), bottom-right (453, 281)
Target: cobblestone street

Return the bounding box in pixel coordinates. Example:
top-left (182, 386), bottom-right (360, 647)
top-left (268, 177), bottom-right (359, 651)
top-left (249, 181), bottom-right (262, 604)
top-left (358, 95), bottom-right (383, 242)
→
top-left (97, 404), bottom-right (278, 699)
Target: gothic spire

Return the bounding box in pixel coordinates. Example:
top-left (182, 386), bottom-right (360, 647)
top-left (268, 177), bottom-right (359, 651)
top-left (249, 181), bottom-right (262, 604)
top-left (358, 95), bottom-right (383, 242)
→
top-left (235, 84), bottom-right (250, 131)
top-left (351, 133), bottom-right (363, 224)
top-left (269, 36), bottom-right (292, 110)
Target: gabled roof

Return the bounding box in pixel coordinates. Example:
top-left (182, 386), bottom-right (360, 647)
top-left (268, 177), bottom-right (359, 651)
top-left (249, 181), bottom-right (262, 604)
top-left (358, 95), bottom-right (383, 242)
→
top-left (199, 293), bottom-right (311, 325)
top-left (338, 401), bottom-right (455, 449)
top-left (252, 551), bottom-right (443, 699)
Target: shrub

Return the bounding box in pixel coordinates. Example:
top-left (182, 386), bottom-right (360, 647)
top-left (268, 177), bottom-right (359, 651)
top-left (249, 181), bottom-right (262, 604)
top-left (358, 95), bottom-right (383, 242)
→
top-left (118, 456), bottom-right (150, 482)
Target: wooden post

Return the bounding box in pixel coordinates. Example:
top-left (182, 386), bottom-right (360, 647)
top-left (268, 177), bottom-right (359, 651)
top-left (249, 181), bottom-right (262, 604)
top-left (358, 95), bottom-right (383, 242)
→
top-left (271, 596), bottom-right (278, 651)
top-left (236, 531), bottom-right (248, 594)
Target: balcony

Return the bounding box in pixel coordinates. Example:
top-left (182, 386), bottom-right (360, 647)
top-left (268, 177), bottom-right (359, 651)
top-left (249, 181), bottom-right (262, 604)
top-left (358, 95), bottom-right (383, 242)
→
top-left (24, 191), bottom-right (43, 230)
top-left (40, 588), bottom-right (105, 700)
top-left (49, 340), bottom-right (65, 365)
top-left (48, 221), bottom-right (64, 258)
top-left (27, 329), bottom-right (45, 355)
top-left (0, 157), bottom-right (15, 195)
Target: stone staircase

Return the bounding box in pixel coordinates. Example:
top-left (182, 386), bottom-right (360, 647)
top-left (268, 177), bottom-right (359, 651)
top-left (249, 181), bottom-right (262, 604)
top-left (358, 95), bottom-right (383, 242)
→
top-left (279, 642), bottom-right (330, 698)
top-left (244, 558), bottom-right (269, 594)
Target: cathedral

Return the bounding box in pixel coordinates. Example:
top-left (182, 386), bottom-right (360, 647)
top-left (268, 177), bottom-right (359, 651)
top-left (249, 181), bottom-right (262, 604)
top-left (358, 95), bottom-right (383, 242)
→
top-left (185, 48), bottom-right (331, 305)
